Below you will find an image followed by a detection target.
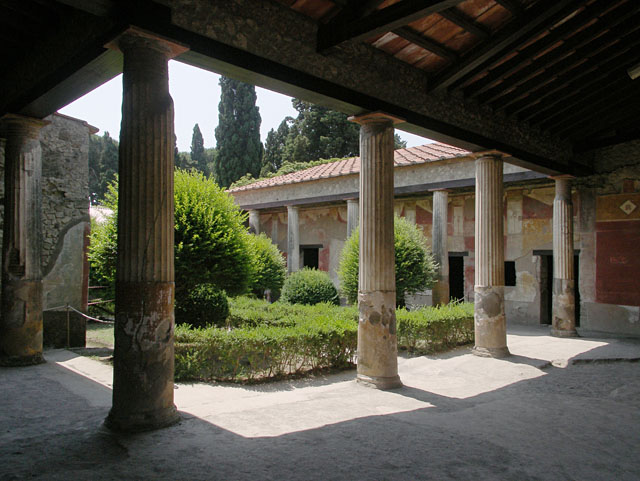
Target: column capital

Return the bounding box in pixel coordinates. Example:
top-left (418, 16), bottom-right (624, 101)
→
top-left (287, 204), bottom-right (299, 212)
top-left (548, 174), bottom-right (575, 181)
top-left (346, 197), bottom-right (359, 203)
top-left (348, 111), bottom-right (404, 125)
top-left (106, 27), bottom-right (188, 59)
top-left (429, 188), bottom-right (451, 193)
top-left (0, 114), bottom-right (49, 139)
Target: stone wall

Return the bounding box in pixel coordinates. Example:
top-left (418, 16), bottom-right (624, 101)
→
top-left (0, 113), bottom-right (93, 347)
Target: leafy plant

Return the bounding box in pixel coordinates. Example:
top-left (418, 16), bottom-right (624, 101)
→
top-left (338, 216), bottom-right (438, 307)
top-left (281, 268), bottom-right (339, 306)
top-left (247, 233), bottom-right (286, 300)
top-left (175, 284), bottom-right (229, 328)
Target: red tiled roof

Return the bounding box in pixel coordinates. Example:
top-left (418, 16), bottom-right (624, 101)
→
top-left (228, 142), bottom-right (470, 192)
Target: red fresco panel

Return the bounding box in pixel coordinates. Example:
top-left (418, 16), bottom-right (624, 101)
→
top-left (595, 220), bottom-right (640, 306)
top-left (416, 205), bottom-right (433, 225)
top-left (319, 247), bottom-right (330, 272)
top-left (523, 195), bottom-right (553, 219)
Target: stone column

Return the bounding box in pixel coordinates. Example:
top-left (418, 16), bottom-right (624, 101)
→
top-left (350, 112), bottom-right (402, 389)
top-left (248, 209), bottom-right (260, 234)
top-left (0, 114), bottom-right (48, 366)
top-left (105, 30), bottom-right (186, 432)
top-left (287, 205), bottom-right (300, 274)
top-left (551, 176), bottom-right (577, 337)
top-left (431, 189), bottom-right (449, 306)
top-left (473, 155), bottom-right (509, 358)
top-left (346, 198), bottom-right (359, 238)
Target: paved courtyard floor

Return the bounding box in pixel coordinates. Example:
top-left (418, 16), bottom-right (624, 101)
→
top-left (1, 326), bottom-right (639, 480)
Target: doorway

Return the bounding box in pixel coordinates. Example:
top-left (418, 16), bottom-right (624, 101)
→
top-left (448, 252), bottom-right (467, 302)
top-left (535, 251), bottom-right (580, 326)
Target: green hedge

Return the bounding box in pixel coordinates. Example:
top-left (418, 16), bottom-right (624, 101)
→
top-left (396, 301), bottom-right (474, 354)
top-left (174, 298), bottom-right (473, 382)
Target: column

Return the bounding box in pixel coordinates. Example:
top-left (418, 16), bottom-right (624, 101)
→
top-left (346, 198), bottom-right (359, 238)
top-left (551, 176), bottom-right (577, 337)
top-left (431, 189), bottom-right (449, 306)
top-left (287, 205), bottom-right (299, 274)
top-left (105, 30), bottom-right (187, 432)
top-left (0, 115), bottom-right (48, 366)
top-left (350, 112), bottom-right (403, 389)
top-left (248, 209), bottom-right (260, 234)
top-left (473, 155), bottom-right (509, 358)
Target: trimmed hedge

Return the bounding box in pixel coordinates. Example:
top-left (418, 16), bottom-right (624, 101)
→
top-left (281, 268), bottom-right (339, 306)
top-left (175, 284), bottom-right (229, 328)
top-left (174, 297), bottom-right (474, 383)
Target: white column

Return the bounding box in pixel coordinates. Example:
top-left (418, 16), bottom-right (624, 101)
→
top-left (350, 112), bottom-right (403, 390)
top-left (248, 209), bottom-right (260, 234)
top-left (346, 198), bottom-right (359, 238)
top-left (473, 155), bottom-right (509, 358)
top-left (551, 175), bottom-right (577, 337)
top-left (287, 205), bottom-right (300, 274)
top-left (431, 189), bottom-right (449, 306)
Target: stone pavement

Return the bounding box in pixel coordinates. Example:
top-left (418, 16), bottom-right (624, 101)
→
top-left (1, 326), bottom-right (639, 480)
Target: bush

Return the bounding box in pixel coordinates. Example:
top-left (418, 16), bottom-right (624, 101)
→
top-left (175, 284), bottom-right (230, 328)
top-left (88, 183), bottom-right (118, 299)
top-left (247, 233), bottom-right (286, 300)
top-left (280, 268), bottom-right (339, 305)
top-left (88, 170), bottom-right (252, 301)
top-left (396, 301), bottom-right (474, 354)
top-left (338, 216), bottom-right (438, 307)
top-left (174, 300), bottom-right (357, 381)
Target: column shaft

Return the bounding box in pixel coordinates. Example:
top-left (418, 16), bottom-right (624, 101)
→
top-left (431, 190), bottom-right (449, 306)
top-left (106, 32), bottom-right (184, 432)
top-left (346, 198), bottom-right (359, 238)
top-left (248, 209), bottom-right (260, 234)
top-left (551, 177), bottom-right (576, 337)
top-left (0, 115), bottom-right (47, 366)
top-left (473, 156), bottom-right (509, 357)
top-left (353, 114), bottom-right (401, 389)
top-left (287, 206), bottom-right (300, 274)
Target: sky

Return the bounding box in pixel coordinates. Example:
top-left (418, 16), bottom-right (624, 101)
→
top-left (59, 60), bottom-right (429, 152)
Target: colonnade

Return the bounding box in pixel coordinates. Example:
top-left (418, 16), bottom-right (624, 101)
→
top-left (0, 31), bottom-right (577, 430)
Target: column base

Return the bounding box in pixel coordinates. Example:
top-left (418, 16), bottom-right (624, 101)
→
top-left (550, 328), bottom-right (578, 338)
top-left (472, 346), bottom-right (510, 358)
top-left (0, 352), bottom-right (45, 367)
top-left (356, 374), bottom-right (403, 390)
top-left (105, 405), bottom-right (180, 433)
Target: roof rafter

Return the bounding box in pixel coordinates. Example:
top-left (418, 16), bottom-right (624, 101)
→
top-left (392, 26), bottom-right (458, 62)
top-left (317, 0), bottom-right (463, 51)
top-left (438, 8), bottom-right (489, 39)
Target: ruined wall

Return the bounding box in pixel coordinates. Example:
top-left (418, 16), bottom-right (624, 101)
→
top-left (0, 113), bottom-right (92, 347)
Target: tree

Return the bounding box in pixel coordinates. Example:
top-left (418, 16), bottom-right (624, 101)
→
top-left (262, 99), bottom-right (409, 170)
top-left (88, 132), bottom-right (119, 204)
top-left (213, 76), bottom-right (263, 187)
top-left (338, 216), bottom-right (438, 307)
top-left (190, 123), bottom-right (207, 173)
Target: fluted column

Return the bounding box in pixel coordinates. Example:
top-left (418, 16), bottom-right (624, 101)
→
top-left (351, 112), bottom-right (402, 389)
top-left (551, 176), bottom-right (577, 337)
top-left (0, 115), bottom-right (48, 366)
top-left (473, 155), bottom-right (509, 358)
top-left (106, 30), bottom-right (186, 432)
top-left (287, 205), bottom-right (300, 274)
top-left (248, 209), bottom-right (260, 234)
top-left (346, 198), bottom-right (359, 238)
top-left (431, 189), bottom-right (449, 306)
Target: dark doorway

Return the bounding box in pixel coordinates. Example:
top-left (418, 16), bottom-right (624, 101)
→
top-left (535, 251), bottom-right (580, 326)
top-left (448, 254), bottom-right (465, 302)
top-left (301, 245), bottom-right (320, 269)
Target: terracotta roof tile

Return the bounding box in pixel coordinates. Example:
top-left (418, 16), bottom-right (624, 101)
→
top-left (228, 142), bottom-right (470, 193)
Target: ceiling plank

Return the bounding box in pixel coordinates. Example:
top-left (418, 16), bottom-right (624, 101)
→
top-left (428, 0), bottom-right (580, 92)
top-left (439, 8), bottom-right (489, 39)
top-left (493, 0), bottom-right (524, 17)
top-left (317, 0), bottom-right (463, 51)
top-left (392, 27), bottom-right (458, 62)
top-left (464, 0), bottom-right (616, 99)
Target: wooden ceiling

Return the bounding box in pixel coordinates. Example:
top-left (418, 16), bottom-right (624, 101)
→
top-left (279, 0), bottom-right (640, 152)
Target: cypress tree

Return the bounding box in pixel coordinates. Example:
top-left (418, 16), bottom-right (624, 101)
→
top-left (213, 76), bottom-right (263, 187)
top-left (190, 123), bottom-right (206, 173)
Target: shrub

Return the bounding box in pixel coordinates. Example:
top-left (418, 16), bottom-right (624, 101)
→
top-left (338, 216), bottom-right (438, 307)
top-left (247, 233), bottom-right (286, 300)
top-left (88, 170), bottom-right (252, 301)
top-left (280, 268), bottom-right (339, 305)
top-left (175, 284), bottom-right (230, 328)
top-left (88, 182), bottom-right (118, 299)
top-left (396, 301), bottom-right (474, 353)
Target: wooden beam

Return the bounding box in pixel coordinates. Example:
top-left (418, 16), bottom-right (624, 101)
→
top-left (474, 4), bottom-right (640, 106)
top-left (573, 127), bottom-right (640, 153)
top-left (392, 27), bottom-right (458, 62)
top-left (317, 0), bottom-right (463, 51)
top-left (464, 0), bottom-right (615, 99)
top-left (428, 0), bottom-right (579, 92)
top-left (493, 0), bottom-right (524, 17)
top-left (439, 8), bottom-right (489, 39)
